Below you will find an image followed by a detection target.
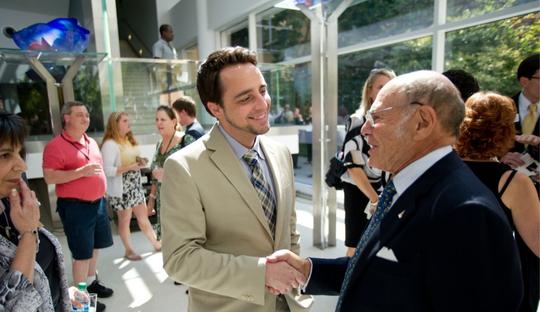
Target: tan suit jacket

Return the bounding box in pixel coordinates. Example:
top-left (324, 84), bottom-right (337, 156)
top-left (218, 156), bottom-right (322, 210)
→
top-left (161, 125), bottom-right (313, 312)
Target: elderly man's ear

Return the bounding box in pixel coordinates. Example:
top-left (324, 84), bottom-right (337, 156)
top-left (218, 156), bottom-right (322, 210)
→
top-left (414, 105), bottom-right (437, 140)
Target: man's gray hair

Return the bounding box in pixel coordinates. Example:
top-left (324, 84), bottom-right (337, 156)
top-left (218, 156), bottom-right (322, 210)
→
top-left (60, 101), bottom-right (87, 127)
top-left (392, 70), bottom-right (464, 137)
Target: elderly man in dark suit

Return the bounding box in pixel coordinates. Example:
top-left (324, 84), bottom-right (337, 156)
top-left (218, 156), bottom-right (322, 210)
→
top-left (267, 70), bottom-right (523, 312)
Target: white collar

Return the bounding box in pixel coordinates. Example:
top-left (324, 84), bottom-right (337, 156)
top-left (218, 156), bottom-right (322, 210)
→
top-left (392, 146), bottom-right (452, 202)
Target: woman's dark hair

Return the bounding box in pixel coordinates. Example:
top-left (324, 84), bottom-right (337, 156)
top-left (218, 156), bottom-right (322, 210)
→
top-left (442, 69), bottom-right (480, 101)
top-left (156, 105), bottom-right (177, 121)
top-left (0, 112), bottom-right (26, 149)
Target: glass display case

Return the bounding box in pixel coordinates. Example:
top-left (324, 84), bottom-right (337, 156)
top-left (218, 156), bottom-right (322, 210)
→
top-left (0, 48), bottom-right (107, 138)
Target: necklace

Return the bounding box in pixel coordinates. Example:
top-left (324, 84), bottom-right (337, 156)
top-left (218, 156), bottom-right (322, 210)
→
top-left (1, 211), bottom-right (11, 239)
top-left (0, 201), bottom-right (11, 239)
top-left (156, 134), bottom-right (176, 166)
top-left (161, 134), bottom-right (175, 154)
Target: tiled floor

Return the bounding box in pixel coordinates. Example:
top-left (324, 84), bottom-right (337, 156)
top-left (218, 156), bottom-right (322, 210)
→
top-left (55, 158), bottom-right (348, 311)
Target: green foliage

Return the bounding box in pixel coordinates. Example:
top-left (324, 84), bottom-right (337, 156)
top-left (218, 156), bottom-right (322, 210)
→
top-left (445, 12), bottom-right (540, 97)
top-left (74, 66), bottom-right (104, 132)
top-left (339, 0), bottom-right (433, 46)
top-left (338, 37), bottom-right (432, 115)
top-left (446, 0), bottom-right (535, 21)
top-left (230, 27), bottom-right (249, 48)
top-left (258, 9), bottom-right (310, 62)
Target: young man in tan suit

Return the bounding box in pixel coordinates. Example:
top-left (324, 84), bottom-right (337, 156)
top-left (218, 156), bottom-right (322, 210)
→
top-left (161, 47), bottom-right (312, 312)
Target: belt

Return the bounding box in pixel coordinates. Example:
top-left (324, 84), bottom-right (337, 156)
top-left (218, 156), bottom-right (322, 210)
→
top-left (58, 197), bottom-right (102, 205)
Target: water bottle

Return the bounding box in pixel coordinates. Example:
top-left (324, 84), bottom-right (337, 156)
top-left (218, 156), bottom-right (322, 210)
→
top-left (72, 282), bottom-right (90, 312)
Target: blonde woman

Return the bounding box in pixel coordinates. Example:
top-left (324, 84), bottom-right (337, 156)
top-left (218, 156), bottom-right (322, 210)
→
top-left (341, 68), bottom-right (395, 257)
top-left (101, 112), bottom-right (161, 260)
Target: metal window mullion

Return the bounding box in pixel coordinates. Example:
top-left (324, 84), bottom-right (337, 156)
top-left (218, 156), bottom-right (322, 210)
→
top-left (432, 0), bottom-right (447, 72)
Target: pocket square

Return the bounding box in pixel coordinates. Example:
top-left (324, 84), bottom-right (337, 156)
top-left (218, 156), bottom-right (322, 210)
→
top-left (376, 246), bottom-right (398, 262)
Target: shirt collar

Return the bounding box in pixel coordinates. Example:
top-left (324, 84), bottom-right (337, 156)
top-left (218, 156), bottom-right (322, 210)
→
top-left (392, 146), bottom-right (452, 198)
top-left (217, 124), bottom-right (265, 161)
top-left (61, 130), bottom-right (89, 145)
top-left (519, 92), bottom-right (532, 115)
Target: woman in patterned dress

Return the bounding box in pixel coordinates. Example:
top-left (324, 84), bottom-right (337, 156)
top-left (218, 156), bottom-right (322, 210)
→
top-left (148, 105), bottom-right (183, 240)
top-left (101, 112), bottom-right (161, 260)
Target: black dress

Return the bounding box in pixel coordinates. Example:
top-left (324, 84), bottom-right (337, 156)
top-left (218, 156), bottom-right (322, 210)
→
top-left (465, 161), bottom-right (539, 312)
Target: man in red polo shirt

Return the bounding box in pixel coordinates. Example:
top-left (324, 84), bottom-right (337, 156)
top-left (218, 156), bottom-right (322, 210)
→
top-left (43, 101), bottom-right (114, 311)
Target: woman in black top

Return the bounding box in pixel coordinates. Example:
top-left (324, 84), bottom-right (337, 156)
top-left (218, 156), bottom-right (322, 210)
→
top-left (455, 92), bottom-right (540, 312)
top-left (341, 68), bottom-right (395, 257)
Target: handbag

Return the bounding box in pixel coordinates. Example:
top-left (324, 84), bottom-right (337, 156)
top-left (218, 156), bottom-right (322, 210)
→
top-left (325, 152), bottom-right (346, 190)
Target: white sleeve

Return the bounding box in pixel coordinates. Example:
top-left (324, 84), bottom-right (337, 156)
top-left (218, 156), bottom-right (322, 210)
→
top-left (101, 140), bottom-right (120, 177)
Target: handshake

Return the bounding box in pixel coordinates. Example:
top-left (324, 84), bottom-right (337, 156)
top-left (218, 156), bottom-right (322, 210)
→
top-left (264, 250), bottom-right (311, 295)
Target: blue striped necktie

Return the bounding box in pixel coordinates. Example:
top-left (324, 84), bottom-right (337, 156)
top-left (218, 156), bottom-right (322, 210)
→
top-left (243, 150), bottom-right (277, 237)
top-left (335, 181), bottom-right (397, 311)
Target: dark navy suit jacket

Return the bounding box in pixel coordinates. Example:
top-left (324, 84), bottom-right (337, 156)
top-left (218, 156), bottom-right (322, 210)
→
top-left (306, 152), bottom-right (523, 311)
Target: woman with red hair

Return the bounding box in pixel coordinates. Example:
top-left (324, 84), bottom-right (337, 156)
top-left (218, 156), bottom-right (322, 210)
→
top-left (455, 91), bottom-right (539, 311)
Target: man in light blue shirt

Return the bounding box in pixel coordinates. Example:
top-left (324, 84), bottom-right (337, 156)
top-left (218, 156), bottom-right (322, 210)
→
top-left (152, 24), bottom-right (177, 59)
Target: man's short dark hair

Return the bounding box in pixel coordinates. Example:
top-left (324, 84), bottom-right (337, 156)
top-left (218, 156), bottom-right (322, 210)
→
top-left (196, 47), bottom-right (257, 116)
top-left (443, 69), bottom-right (480, 101)
top-left (159, 24), bottom-right (172, 36)
top-left (516, 53), bottom-right (540, 80)
top-left (172, 96), bottom-right (197, 117)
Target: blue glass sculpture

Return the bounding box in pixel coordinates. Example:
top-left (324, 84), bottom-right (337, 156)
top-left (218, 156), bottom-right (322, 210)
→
top-left (6, 18), bottom-right (90, 52)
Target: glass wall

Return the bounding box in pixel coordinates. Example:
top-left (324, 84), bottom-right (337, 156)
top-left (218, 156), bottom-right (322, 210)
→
top-left (218, 0), bottom-right (538, 133)
top-left (256, 7), bottom-right (310, 63)
top-left (339, 37), bottom-right (432, 119)
top-left (260, 62), bottom-right (311, 126)
top-left (230, 25), bottom-right (249, 48)
top-left (111, 58), bottom-right (199, 135)
top-left (446, 0), bottom-right (537, 21)
top-left (0, 50), bottom-right (105, 140)
top-left (445, 12), bottom-right (540, 96)
top-left (338, 0), bottom-right (433, 47)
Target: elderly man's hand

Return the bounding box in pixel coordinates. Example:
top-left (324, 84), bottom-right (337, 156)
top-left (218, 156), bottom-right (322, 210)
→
top-left (264, 250), bottom-right (311, 295)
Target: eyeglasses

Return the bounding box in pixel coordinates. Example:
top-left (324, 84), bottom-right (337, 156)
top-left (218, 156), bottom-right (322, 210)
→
top-left (365, 101), bottom-right (424, 125)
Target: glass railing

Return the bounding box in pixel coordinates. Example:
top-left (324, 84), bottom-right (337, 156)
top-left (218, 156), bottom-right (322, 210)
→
top-left (106, 57), bottom-right (200, 135)
top-left (0, 50), bottom-right (311, 141)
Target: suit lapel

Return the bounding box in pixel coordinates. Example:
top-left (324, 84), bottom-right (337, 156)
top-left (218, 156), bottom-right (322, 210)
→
top-left (260, 137), bottom-right (285, 245)
top-left (205, 126), bottom-right (273, 239)
top-left (347, 152), bottom-right (466, 286)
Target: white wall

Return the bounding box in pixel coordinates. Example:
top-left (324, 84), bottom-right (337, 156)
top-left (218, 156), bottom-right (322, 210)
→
top-left (169, 0), bottom-right (198, 49)
top-left (167, 0), bottom-right (274, 52)
top-left (156, 0), bottom-right (181, 26)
